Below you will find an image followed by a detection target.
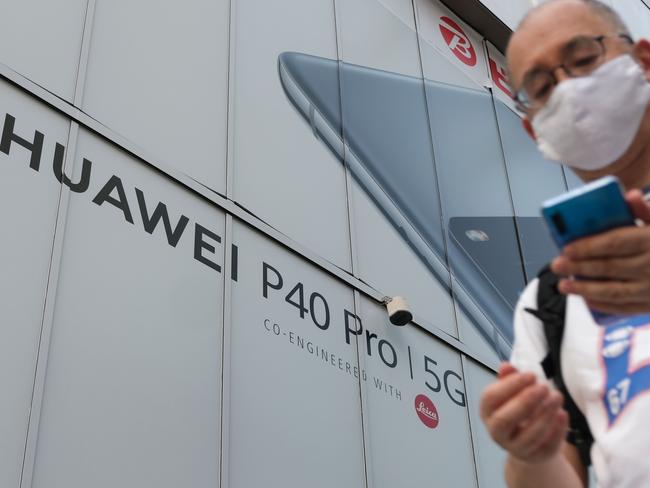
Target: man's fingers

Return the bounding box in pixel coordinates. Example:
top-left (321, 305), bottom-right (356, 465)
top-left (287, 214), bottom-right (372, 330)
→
top-left (552, 254), bottom-right (646, 280)
top-left (498, 362), bottom-right (518, 379)
top-left (528, 410), bottom-right (569, 460)
top-left (586, 300), bottom-right (650, 315)
top-left (558, 278), bottom-right (648, 304)
top-left (509, 391), bottom-right (563, 456)
top-left (480, 372), bottom-right (536, 419)
top-left (486, 384), bottom-right (550, 441)
top-left (564, 226), bottom-right (650, 260)
top-left (627, 189), bottom-right (650, 224)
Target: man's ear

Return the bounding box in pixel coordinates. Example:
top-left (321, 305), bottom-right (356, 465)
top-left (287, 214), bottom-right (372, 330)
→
top-left (634, 39), bottom-right (650, 80)
top-left (522, 117), bottom-right (536, 141)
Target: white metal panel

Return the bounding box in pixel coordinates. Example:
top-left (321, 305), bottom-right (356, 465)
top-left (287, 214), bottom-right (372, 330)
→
top-left (336, 0), bottom-right (421, 77)
top-left (335, 0), bottom-right (458, 335)
top-left (610, 0), bottom-right (650, 38)
top-left (230, 0), bottom-right (352, 270)
top-left (0, 0), bottom-right (87, 101)
top-left (31, 130), bottom-right (224, 488)
top-left (82, 0), bottom-right (229, 192)
top-left (477, 0), bottom-right (533, 29)
top-left (376, 0), bottom-right (419, 28)
top-left (456, 312), bottom-right (501, 365)
top-left (0, 82), bottom-right (67, 488)
top-left (226, 222), bottom-right (366, 487)
top-left (463, 358), bottom-right (507, 488)
top-left (355, 296), bottom-right (478, 488)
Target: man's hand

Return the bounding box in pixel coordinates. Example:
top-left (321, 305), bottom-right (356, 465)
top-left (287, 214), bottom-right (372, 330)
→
top-left (480, 363), bottom-right (568, 463)
top-left (551, 189), bottom-right (650, 314)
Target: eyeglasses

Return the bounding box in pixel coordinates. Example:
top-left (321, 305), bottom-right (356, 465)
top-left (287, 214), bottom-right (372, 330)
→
top-left (513, 34), bottom-right (634, 111)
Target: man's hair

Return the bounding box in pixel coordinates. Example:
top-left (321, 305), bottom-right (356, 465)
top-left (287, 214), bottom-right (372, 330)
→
top-left (519, 0), bottom-right (631, 36)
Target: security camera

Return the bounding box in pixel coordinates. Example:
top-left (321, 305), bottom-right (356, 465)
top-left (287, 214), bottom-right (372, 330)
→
top-left (385, 296), bottom-right (412, 326)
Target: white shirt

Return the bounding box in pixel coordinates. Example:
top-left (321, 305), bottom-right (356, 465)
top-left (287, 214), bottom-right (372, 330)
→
top-left (511, 279), bottom-right (650, 488)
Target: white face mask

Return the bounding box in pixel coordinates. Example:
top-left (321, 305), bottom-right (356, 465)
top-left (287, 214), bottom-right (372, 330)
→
top-left (532, 54), bottom-right (650, 171)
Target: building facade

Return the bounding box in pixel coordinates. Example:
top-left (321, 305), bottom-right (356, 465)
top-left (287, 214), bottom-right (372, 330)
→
top-left (1, 0), bottom-right (649, 487)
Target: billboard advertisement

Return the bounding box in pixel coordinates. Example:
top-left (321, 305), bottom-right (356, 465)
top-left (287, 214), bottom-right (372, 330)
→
top-left (3, 0), bottom-right (648, 487)
top-left (226, 221), bottom-right (485, 487)
top-left (275, 0), bottom-right (565, 363)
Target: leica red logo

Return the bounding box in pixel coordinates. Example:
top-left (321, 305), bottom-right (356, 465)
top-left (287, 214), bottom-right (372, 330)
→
top-left (415, 394), bottom-right (439, 429)
top-left (439, 16), bottom-right (477, 67)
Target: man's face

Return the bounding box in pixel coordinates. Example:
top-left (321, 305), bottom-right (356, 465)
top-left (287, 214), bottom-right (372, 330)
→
top-left (507, 0), bottom-right (650, 180)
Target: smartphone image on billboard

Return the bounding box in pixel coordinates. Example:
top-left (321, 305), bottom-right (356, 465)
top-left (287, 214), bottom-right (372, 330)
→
top-left (278, 51), bottom-right (547, 358)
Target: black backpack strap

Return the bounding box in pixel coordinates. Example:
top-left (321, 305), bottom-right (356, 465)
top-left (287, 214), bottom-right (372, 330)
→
top-left (525, 265), bottom-right (594, 467)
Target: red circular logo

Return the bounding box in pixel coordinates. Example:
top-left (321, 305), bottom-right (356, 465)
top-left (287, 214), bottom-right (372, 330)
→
top-left (415, 394), bottom-right (439, 429)
top-left (438, 16), bottom-right (477, 67)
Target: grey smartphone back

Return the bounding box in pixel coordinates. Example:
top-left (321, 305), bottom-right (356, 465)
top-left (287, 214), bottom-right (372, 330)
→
top-left (279, 52), bottom-right (445, 255)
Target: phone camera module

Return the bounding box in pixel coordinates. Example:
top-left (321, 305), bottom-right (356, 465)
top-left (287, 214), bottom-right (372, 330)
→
top-left (551, 212), bottom-right (568, 235)
top-left (465, 229), bottom-right (490, 242)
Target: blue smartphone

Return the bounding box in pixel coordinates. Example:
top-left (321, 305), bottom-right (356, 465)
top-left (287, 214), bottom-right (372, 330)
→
top-left (543, 176), bottom-right (637, 326)
top-left (542, 176), bottom-right (635, 249)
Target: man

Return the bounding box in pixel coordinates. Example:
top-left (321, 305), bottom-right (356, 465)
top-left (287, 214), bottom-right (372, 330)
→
top-left (480, 0), bottom-right (650, 487)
